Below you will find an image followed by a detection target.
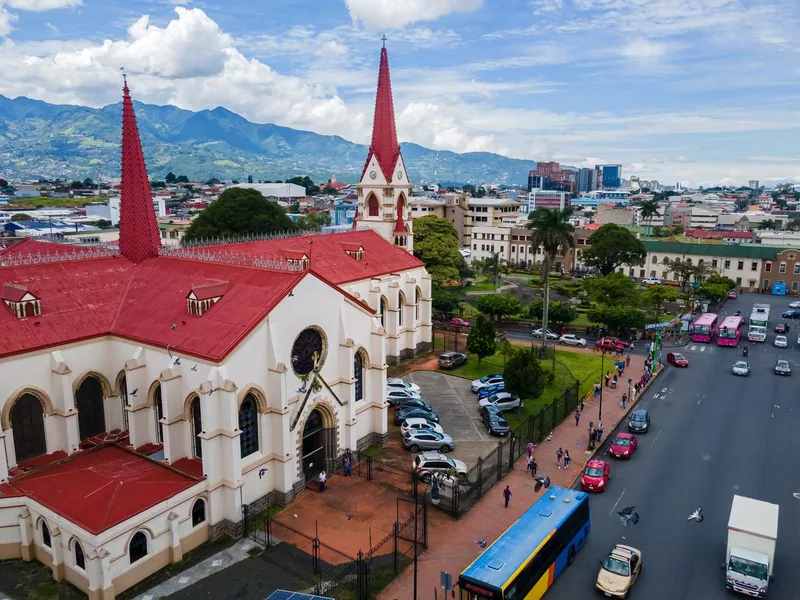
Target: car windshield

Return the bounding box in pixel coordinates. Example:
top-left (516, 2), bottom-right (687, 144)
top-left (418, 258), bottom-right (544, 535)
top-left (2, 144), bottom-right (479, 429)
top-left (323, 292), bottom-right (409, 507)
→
top-left (673, 354), bottom-right (686, 361)
top-left (777, 361), bottom-right (789, 368)
top-left (490, 416), bottom-right (508, 427)
top-left (719, 328), bottom-right (738, 339)
top-left (734, 362), bottom-right (748, 369)
top-left (694, 325), bottom-right (710, 334)
top-left (446, 458), bottom-right (457, 468)
top-left (630, 413), bottom-right (646, 422)
top-left (613, 437), bottom-right (631, 447)
top-left (776, 336), bottom-right (787, 342)
top-left (603, 556), bottom-right (630, 577)
top-left (585, 467), bottom-right (603, 477)
top-left (728, 556), bottom-right (768, 581)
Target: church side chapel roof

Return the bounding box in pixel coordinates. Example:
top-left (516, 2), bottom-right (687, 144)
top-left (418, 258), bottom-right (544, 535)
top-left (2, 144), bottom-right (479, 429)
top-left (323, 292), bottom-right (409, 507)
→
top-left (0, 72), bottom-right (418, 361)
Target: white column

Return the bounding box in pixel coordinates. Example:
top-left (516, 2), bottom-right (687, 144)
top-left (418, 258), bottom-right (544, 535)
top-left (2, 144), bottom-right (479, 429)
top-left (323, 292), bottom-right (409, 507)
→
top-left (159, 370), bottom-right (183, 463)
top-left (49, 526), bottom-right (64, 581)
top-left (18, 508), bottom-right (32, 562)
top-left (168, 511), bottom-right (182, 563)
top-left (0, 432), bottom-right (9, 483)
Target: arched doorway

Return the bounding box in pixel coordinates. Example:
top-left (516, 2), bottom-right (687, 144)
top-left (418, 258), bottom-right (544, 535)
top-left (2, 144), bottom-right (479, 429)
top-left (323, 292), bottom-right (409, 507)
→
top-left (10, 393), bottom-right (46, 463)
top-left (76, 376), bottom-right (106, 440)
top-left (302, 410), bottom-right (325, 478)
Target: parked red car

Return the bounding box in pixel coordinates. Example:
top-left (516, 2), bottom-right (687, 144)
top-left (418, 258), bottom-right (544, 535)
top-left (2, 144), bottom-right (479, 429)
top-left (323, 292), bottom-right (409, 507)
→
top-left (581, 459), bottom-right (611, 492)
top-left (450, 318), bottom-right (470, 327)
top-left (609, 433), bottom-right (638, 459)
top-left (596, 337), bottom-right (628, 352)
top-left (666, 352), bottom-right (689, 367)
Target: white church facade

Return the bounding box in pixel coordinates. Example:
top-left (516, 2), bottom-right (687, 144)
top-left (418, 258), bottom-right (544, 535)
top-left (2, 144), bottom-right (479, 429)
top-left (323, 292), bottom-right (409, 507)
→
top-left (0, 45), bottom-right (430, 600)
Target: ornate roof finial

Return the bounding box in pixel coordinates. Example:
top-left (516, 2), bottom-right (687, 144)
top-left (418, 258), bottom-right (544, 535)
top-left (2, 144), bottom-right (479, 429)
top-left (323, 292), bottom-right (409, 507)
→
top-left (381, 34), bottom-right (387, 48)
top-left (121, 66), bottom-right (128, 95)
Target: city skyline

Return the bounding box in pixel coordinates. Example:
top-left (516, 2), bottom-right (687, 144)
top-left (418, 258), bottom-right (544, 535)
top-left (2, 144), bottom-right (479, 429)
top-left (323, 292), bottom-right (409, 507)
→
top-left (0, 0), bottom-right (799, 187)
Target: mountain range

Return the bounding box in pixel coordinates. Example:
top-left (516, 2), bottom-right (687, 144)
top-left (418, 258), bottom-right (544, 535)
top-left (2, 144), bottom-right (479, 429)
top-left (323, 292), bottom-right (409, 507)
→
top-left (0, 95), bottom-right (537, 185)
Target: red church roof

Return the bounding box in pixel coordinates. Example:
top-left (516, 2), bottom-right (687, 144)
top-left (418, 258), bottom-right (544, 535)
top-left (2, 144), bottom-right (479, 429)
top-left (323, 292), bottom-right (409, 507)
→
top-left (361, 46), bottom-right (401, 182)
top-left (1, 445), bottom-right (200, 534)
top-left (119, 77), bottom-right (161, 263)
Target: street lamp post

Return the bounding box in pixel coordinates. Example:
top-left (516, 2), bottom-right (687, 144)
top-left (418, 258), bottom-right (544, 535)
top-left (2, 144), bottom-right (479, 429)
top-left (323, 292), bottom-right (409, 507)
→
top-left (412, 471), bottom-right (446, 600)
top-left (598, 347), bottom-right (606, 423)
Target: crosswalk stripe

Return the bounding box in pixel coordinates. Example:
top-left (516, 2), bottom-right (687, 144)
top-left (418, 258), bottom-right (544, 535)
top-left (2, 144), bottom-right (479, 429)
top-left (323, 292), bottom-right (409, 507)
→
top-left (690, 345), bottom-right (697, 351)
top-left (700, 346), bottom-right (706, 352)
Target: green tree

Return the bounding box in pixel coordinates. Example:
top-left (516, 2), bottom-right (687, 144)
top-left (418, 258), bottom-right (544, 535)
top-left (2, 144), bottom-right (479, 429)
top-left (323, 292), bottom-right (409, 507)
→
top-left (82, 178), bottom-right (94, 188)
top-left (183, 187), bottom-right (298, 242)
top-left (165, 172), bottom-right (176, 184)
top-left (432, 288), bottom-right (460, 314)
top-left (476, 294), bottom-right (521, 321)
top-left (296, 211), bottom-right (331, 231)
top-left (286, 176), bottom-right (320, 195)
top-left (206, 178), bottom-right (221, 185)
top-left (0, 178), bottom-right (8, 189)
top-left (475, 251), bottom-right (503, 289)
top-left (697, 282), bottom-right (730, 302)
top-left (786, 219), bottom-right (800, 231)
top-left (95, 219), bottom-right (112, 229)
top-left (150, 180), bottom-right (166, 189)
top-left (634, 199), bottom-right (661, 236)
top-left (467, 315), bottom-right (497, 363)
top-left (588, 305), bottom-right (647, 333)
top-left (735, 198), bottom-right (749, 211)
top-left (527, 207), bottom-right (575, 347)
top-left (581, 224), bottom-right (647, 276)
top-left (758, 219), bottom-right (776, 230)
top-left (527, 299), bottom-right (577, 326)
top-left (503, 348), bottom-right (547, 400)
top-left (663, 258), bottom-right (698, 292)
top-left (322, 185), bottom-right (338, 195)
top-left (585, 272), bottom-right (639, 306)
top-left (476, 186), bottom-right (487, 198)
top-left (413, 216), bottom-right (467, 286)
top-left (10, 213), bottom-right (32, 221)
top-left (705, 275), bottom-right (736, 290)
top-left (462, 184), bottom-right (476, 196)
top-left (176, 175), bottom-right (190, 183)
top-left (640, 285), bottom-right (680, 318)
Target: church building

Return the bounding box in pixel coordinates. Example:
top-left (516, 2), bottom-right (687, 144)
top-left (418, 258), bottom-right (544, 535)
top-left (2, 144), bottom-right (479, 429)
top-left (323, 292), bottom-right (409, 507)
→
top-left (0, 46), bottom-right (430, 599)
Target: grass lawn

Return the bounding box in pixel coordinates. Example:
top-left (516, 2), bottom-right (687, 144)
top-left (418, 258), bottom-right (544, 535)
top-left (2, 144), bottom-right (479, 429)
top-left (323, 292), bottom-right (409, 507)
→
top-left (463, 275), bottom-right (499, 293)
top-left (439, 349), bottom-right (605, 428)
top-left (10, 196), bottom-right (109, 208)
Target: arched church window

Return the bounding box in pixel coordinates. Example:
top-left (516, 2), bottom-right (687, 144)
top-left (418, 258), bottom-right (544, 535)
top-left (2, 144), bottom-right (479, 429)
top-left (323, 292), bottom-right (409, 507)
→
top-left (153, 384), bottom-right (164, 444)
top-left (74, 541), bottom-right (85, 570)
top-left (191, 499), bottom-right (206, 527)
top-left (129, 532), bottom-right (148, 564)
top-left (415, 287), bottom-right (421, 321)
top-left (41, 522), bottom-right (51, 548)
top-left (367, 194), bottom-right (379, 217)
top-left (354, 351), bottom-right (366, 401)
top-left (380, 297), bottom-right (388, 328)
top-left (398, 292), bottom-right (405, 327)
top-left (190, 396), bottom-right (203, 458)
top-left (239, 395), bottom-right (259, 458)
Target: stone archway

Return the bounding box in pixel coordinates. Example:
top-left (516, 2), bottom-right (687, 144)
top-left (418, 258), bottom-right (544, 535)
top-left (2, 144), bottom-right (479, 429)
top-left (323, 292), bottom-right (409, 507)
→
top-left (75, 376), bottom-right (106, 440)
top-left (299, 403), bottom-right (338, 480)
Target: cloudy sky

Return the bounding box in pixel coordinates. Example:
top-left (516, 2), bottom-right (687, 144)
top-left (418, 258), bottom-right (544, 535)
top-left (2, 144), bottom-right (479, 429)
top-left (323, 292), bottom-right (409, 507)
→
top-left (1, 0), bottom-right (799, 187)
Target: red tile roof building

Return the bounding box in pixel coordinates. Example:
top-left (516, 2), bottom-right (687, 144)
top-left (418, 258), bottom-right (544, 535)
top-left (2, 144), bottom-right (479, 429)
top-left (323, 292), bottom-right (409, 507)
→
top-left (0, 68), bottom-right (432, 599)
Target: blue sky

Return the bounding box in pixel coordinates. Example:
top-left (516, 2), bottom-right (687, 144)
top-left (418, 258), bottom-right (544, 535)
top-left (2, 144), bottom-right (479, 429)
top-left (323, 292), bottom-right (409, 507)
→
top-left (1, 0), bottom-right (799, 186)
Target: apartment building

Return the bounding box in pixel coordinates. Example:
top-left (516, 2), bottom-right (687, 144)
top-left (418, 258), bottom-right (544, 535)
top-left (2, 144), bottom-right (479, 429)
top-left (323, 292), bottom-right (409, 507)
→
top-left (619, 241), bottom-right (780, 290)
top-left (465, 198), bottom-right (521, 246)
top-left (409, 194), bottom-right (470, 246)
top-left (761, 249), bottom-right (800, 293)
top-left (596, 204), bottom-right (636, 226)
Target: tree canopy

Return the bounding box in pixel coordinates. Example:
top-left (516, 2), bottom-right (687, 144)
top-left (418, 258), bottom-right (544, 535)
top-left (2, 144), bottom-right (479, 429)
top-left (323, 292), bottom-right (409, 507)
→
top-left (412, 215), bottom-right (467, 286)
top-left (588, 305), bottom-right (647, 333)
top-left (527, 299), bottom-right (578, 326)
top-left (183, 187), bottom-right (298, 241)
top-left (697, 282), bottom-right (730, 302)
top-left (10, 213), bottom-right (32, 222)
top-left (585, 272), bottom-right (639, 307)
top-left (476, 294), bottom-right (521, 321)
top-left (296, 211), bottom-right (331, 231)
top-left (503, 348), bottom-right (547, 399)
top-left (431, 288), bottom-right (460, 314)
top-left (286, 176), bottom-right (320, 195)
top-left (467, 315), bottom-right (497, 363)
top-left (581, 224), bottom-right (647, 276)
top-left (640, 285), bottom-right (680, 318)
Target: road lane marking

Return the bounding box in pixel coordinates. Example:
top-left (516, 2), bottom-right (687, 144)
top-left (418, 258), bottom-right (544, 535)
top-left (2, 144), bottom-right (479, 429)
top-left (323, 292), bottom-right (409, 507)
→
top-left (651, 429), bottom-right (662, 447)
top-left (662, 387), bottom-right (667, 393)
top-left (610, 488), bottom-right (627, 516)
top-left (690, 345), bottom-right (697, 351)
top-left (700, 346), bottom-right (706, 352)
top-left (653, 393), bottom-right (659, 399)
top-left (660, 395), bottom-right (666, 400)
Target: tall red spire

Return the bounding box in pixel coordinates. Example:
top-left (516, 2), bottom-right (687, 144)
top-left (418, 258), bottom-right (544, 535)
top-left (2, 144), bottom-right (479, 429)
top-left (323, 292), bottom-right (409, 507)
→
top-left (363, 43), bottom-right (401, 181)
top-left (119, 76), bottom-right (161, 263)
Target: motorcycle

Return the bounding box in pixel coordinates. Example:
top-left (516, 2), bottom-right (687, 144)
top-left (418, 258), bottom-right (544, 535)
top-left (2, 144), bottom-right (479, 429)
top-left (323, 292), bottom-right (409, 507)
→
top-left (743, 346), bottom-right (749, 357)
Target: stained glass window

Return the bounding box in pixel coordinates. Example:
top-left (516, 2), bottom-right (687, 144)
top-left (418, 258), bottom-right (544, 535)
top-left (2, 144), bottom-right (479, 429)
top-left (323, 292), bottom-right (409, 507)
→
top-left (354, 352), bottom-right (365, 401)
top-left (191, 397), bottom-right (203, 458)
top-left (291, 329), bottom-right (324, 375)
top-left (239, 395), bottom-right (259, 458)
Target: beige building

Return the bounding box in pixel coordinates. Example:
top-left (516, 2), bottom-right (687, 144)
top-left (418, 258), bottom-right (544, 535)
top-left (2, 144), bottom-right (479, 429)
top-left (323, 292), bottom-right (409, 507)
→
top-left (596, 204), bottom-right (636, 226)
top-left (408, 194), bottom-right (470, 247)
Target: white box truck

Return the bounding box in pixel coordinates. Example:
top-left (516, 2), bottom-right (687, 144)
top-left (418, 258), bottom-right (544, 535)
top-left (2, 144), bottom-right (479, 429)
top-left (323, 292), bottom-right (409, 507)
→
top-left (726, 495), bottom-right (779, 597)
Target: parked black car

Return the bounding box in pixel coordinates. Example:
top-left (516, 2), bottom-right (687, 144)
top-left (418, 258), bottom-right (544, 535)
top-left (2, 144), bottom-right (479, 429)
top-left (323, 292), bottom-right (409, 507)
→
top-left (627, 408), bottom-right (650, 433)
top-left (438, 351), bottom-right (467, 369)
top-left (393, 398), bottom-right (432, 413)
top-left (394, 407), bottom-right (440, 426)
top-left (479, 404), bottom-right (510, 436)
top-left (782, 309), bottom-right (800, 319)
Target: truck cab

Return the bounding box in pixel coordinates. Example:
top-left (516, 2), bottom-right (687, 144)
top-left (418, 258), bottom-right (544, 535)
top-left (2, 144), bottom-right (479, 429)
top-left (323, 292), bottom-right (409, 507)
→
top-left (726, 495), bottom-right (779, 598)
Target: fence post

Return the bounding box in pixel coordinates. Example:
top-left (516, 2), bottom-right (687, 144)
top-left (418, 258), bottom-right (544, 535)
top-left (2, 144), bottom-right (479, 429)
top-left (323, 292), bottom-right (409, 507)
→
top-left (551, 399), bottom-right (557, 431)
top-left (478, 456), bottom-right (483, 491)
top-left (241, 504), bottom-right (249, 539)
top-left (393, 521), bottom-right (399, 574)
top-left (508, 432), bottom-right (515, 470)
top-left (496, 442), bottom-right (502, 481)
top-left (422, 502), bottom-right (429, 550)
top-left (367, 456), bottom-right (373, 481)
top-left (312, 521), bottom-right (321, 574)
top-left (266, 511), bottom-right (272, 548)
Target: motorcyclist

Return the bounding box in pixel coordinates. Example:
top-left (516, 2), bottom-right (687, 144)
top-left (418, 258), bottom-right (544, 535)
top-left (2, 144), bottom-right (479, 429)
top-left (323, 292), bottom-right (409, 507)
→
top-left (735, 309), bottom-right (741, 316)
top-left (743, 345), bottom-right (749, 357)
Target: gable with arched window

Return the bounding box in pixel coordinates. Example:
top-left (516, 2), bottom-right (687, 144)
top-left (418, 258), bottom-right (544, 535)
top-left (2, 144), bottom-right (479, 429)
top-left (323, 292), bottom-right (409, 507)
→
top-left (354, 350), bottom-right (366, 401)
top-left (239, 394), bottom-right (259, 458)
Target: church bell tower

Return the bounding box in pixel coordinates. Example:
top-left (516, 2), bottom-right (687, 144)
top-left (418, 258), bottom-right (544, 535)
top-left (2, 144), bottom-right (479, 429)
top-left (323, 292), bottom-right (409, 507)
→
top-left (355, 40), bottom-right (413, 252)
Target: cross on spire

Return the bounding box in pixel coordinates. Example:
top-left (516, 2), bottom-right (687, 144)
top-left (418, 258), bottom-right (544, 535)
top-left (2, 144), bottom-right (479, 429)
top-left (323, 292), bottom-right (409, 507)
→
top-left (381, 35), bottom-right (387, 47)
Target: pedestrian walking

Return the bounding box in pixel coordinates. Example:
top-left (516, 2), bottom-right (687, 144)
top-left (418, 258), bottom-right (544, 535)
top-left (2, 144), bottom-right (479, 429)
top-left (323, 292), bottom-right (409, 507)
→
top-left (527, 441), bottom-right (534, 458)
top-left (598, 421), bottom-right (604, 441)
top-left (503, 485), bottom-right (512, 508)
top-left (575, 410), bottom-right (581, 427)
top-left (605, 372), bottom-right (611, 387)
top-left (556, 447), bottom-right (564, 469)
top-left (594, 383), bottom-right (601, 398)
top-left (526, 454), bottom-right (533, 472)
top-left (343, 453), bottom-right (352, 476)
top-left (580, 398), bottom-right (585, 412)
top-left (621, 393), bottom-right (627, 409)
top-left (626, 354), bottom-right (631, 367)
top-left (590, 428), bottom-right (597, 448)
top-left (319, 470), bottom-right (327, 492)
top-left (530, 457), bottom-right (538, 476)
top-left (564, 450), bottom-right (571, 468)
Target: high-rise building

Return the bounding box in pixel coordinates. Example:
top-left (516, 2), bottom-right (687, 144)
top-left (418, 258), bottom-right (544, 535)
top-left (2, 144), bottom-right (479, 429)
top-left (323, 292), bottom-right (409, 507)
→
top-left (527, 162), bottom-right (574, 193)
top-left (749, 180), bottom-right (760, 190)
top-left (576, 168), bottom-right (595, 193)
top-left (595, 164), bottom-right (622, 189)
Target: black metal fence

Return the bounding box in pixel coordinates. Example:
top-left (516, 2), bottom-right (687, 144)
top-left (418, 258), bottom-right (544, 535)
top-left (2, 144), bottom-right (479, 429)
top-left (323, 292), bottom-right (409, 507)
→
top-left (354, 454), bottom-right (413, 496)
top-left (435, 380), bottom-right (581, 517)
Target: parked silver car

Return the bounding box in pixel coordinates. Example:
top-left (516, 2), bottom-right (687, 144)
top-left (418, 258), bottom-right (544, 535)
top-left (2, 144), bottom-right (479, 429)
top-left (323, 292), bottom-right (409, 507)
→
top-left (478, 391), bottom-right (521, 412)
top-left (413, 452), bottom-right (468, 483)
top-left (386, 388), bottom-right (421, 407)
top-left (774, 335), bottom-right (788, 348)
top-left (403, 430), bottom-right (455, 453)
top-left (559, 334), bottom-right (587, 347)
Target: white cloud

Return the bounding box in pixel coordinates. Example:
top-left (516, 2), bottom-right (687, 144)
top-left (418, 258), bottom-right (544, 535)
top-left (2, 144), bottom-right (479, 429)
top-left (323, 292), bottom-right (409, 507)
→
top-left (4, 0), bottom-right (81, 9)
top-left (0, 7), bottom-right (16, 37)
top-left (344, 0), bottom-right (482, 30)
top-left (620, 38), bottom-right (668, 61)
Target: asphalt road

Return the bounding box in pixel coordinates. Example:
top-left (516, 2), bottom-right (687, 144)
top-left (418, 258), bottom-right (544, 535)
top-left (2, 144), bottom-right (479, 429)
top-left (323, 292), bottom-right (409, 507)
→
top-left (549, 293), bottom-right (800, 599)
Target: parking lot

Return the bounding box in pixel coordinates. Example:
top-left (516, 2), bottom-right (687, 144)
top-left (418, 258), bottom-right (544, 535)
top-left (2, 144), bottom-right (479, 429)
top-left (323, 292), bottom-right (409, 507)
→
top-left (402, 371), bottom-right (507, 468)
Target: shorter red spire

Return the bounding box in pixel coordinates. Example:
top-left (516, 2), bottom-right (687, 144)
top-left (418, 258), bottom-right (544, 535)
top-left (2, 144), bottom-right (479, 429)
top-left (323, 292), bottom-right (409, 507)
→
top-left (119, 76), bottom-right (161, 263)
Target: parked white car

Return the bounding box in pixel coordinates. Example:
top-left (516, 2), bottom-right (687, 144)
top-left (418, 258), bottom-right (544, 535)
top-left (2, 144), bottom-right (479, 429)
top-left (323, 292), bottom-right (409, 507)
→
top-left (387, 378), bottom-right (421, 394)
top-left (641, 278), bottom-right (662, 285)
top-left (774, 335), bottom-right (788, 348)
top-left (386, 388), bottom-right (421, 407)
top-left (559, 334), bottom-right (587, 347)
top-left (479, 392), bottom-right (522, 412)
top-left (790, 301), bottom-right (800, 309)
top-left (471, 374), bottom-right (504, 393)
top-left (401, 418), bottom-right (444, 436)
top-left (532, 328), bottom-right (559, 340)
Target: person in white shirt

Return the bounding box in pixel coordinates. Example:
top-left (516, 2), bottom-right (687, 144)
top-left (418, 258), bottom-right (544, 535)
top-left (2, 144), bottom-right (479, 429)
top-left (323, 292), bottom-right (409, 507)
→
top-left (319, 470), bottom-right (327, 492)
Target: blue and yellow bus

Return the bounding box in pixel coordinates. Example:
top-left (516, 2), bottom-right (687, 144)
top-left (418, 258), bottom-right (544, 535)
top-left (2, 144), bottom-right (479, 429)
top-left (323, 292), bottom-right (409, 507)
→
top-left (458, 487), bottom-right (590, 600)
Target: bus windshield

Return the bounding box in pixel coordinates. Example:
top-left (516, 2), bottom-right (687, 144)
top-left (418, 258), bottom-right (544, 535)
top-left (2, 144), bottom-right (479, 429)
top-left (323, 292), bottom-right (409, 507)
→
top-left (459, 487), bottom-right (590, 600)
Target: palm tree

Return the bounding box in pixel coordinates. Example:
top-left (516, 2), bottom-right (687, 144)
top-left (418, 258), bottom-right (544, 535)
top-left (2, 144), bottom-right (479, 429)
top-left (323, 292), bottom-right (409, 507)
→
top-left (758, 219), bottom-right (776, 231)
top-left (635, 199), bottom-right (661, 237)
top-left (479, 251), bottom-right (503, 291)
top-left (527, 207), bottom-right (575, 348)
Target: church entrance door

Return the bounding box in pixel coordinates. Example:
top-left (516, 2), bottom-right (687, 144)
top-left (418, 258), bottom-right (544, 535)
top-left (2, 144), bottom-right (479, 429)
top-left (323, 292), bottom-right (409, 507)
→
top-left (76, 377), bottom-right (106, 439)
top-left (302, 410), bottom-right (326, 478)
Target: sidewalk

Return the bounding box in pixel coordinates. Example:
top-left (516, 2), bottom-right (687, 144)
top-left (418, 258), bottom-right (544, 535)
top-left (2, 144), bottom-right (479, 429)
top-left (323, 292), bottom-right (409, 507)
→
top-left (378, 352), bottom-right (656, 600)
